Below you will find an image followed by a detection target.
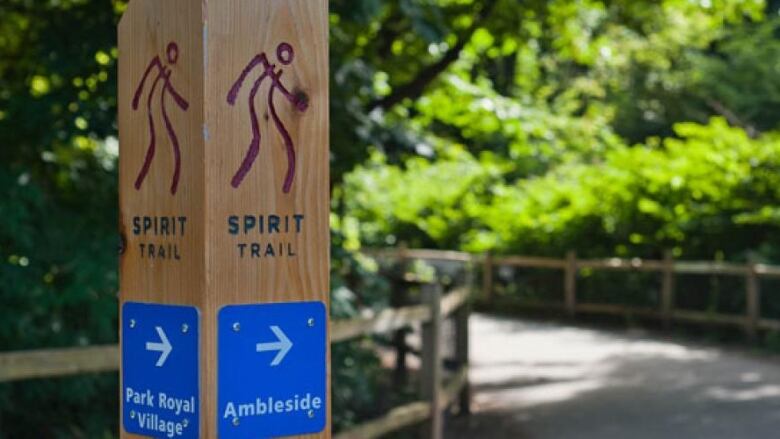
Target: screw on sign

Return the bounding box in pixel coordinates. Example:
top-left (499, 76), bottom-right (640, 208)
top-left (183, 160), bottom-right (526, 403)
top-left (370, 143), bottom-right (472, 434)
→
top-left (132, 41), bottom-right (190, 195)
top-left (218, 302), bottom-right (327, 438)
top-left (227, 42), bottom-right (310, 194)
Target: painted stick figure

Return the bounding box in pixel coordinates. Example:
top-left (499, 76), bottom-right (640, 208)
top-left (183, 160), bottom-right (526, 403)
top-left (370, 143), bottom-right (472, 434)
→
top-left (227, 42), bottom-right (309, 193)
top-left (132, 42), bottom-right (190, 195)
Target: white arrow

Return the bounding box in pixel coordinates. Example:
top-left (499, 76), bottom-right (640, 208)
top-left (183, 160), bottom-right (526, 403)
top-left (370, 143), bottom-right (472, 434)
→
top-left (146, 326), bottom-right (173, 367)
top-left (256, 326), bottom-right (293, 367)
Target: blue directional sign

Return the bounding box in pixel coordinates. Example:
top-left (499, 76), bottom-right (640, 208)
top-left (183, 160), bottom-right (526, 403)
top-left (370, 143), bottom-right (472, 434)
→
top-left (218, 301), bottom-right (327, 438)
top-left (122, 302), bottom-right (200, 438)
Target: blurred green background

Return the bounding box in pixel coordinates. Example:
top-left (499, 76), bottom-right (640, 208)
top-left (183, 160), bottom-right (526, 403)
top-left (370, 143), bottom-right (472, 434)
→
top-left (3, 0), bottom-right (780, 437)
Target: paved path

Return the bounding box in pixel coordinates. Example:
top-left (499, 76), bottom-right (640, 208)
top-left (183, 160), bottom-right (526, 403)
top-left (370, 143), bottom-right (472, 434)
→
top-left (446, 314), bottom-right (780, 439)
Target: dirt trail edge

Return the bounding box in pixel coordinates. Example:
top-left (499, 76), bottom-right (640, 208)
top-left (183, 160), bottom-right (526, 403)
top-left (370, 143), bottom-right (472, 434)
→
top-left (446, 314), bottom-right (780, 439)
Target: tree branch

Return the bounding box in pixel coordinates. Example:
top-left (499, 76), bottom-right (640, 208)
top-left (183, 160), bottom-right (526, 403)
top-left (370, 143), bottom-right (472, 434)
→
top-left (369, 0), bottom-right (499, 111)
top-left (706, 98), bottom-right (759, 138)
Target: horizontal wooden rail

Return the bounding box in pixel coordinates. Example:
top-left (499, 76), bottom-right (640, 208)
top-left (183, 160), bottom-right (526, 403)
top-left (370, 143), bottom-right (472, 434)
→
top-left (333, 401), bottom-right (431, 439)
top-left (332, 305), bottom-right (431, 343)
top-left (439, 366), bottom-right (469, 409)
top-left (363, 248), bottom-right (474, 263)
top-left (334, 365), bottom-right (470, 439)
top-left (402, 249), bottom-right (474, 263)
top-left (495, 255), bottom-right (567, 269)
top-left (672, 310), bottom-right (747, 327)
top-left (366, 248), bottom-right (780, 279)
top-left (440, 286), bottom-right (469, 318)
top-left (578, 258), bottom-right (665, 272)
top-left (575, 303), bottom-right (659, 319)
top-left (0, 289), bottom-right (468, 383)
top-left (463, 249), bottom-right (780, 339)
top-left (755, 264), bottom-right (780, 279)
top-left (0, 251), bottom-right (473, 439)
top-left (673, 261), bottom-right (749, 276)
top-left (759, 319), bottom-right (780, 331)
top-left (364, 249), bottom-right (780, 340)
top-left (0, 345), bottom-right (119, 383)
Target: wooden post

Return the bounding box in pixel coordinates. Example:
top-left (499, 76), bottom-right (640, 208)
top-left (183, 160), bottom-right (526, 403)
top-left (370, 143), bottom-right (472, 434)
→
top-left (118, 1), bottom-right (330, 438)
top-left (746, 260), bottom-right (760, 342)
top-left (393, 244), bottom-right (410, 388)
top-left (454, 295), bottom-right (470, 416)
top-left (482, 252), bottom-right (494, 304)
top-left (661, 250), bottom-right (675, 329)
top-left (420, 283), bottom-right (443, 439)
top-left (564, 251), bottom-right (577, 316)
top-left (455, 256), bottom-right (474, 415)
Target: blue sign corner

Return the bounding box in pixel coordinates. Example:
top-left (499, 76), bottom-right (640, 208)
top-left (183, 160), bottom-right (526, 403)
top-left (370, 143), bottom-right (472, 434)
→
top-left (122, 302), bottom-right (200, 439)
top-left (217, 301), bottom-right (328, 438)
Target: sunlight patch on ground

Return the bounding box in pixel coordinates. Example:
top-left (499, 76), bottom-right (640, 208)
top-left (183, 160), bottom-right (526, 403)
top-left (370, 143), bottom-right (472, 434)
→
top-left (470, 314), bottom-right (721, 411)
top-left (452, 314), bottom-right (780, 438)
top-left (705, 384), bottom-right (780, 402)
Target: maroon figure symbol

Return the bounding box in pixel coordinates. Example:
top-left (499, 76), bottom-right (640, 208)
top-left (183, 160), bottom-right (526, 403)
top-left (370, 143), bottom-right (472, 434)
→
top-left (227, 42), bottom-right (309, 193)
top-left (132, 42), bottom-right (190, 195)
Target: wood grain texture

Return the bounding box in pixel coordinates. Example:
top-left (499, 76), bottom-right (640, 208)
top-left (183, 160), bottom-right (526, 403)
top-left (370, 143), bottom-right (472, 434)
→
top-left (119, 0), bottom-right (329, 437)
top-left (564, 251), bottom-right (577, 317)
top-left (420, 284), bottom-right (443, 439)
top-left (205, 1), bottom-right (330, 437)
top-left (119, 1), bottom-right (206, 305)
top-left (331, 305), bottom-right (430, 343)
top-left (119, 1), bottom-right (205, 438)
top-left (0, 346), bottom-right (118, 382)
top-left (333, 402), bottom-right (431, 439)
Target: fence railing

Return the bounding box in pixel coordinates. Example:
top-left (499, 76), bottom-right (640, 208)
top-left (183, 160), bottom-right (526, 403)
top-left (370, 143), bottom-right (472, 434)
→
top-left (9, 246), bottom-right (773, 437)
top-left (483, 250), bottom-right (780, 340)
top-left (372, 247), bottom-right (780, 341)
top-left (0, 275), bottom-right (470, 439)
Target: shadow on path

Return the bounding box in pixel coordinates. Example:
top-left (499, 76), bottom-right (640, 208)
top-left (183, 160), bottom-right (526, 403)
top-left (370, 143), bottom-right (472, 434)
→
top-left (446, 313), bottom-right (780, 439)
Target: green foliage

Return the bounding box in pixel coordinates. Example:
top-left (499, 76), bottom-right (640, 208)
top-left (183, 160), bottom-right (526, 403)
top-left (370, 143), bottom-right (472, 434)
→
top-left (3, 0), bottom-right (780, 435)
top-left (0, 171), bottom-right (118, 438)
top-left (341, 0), bottom-right (780, 265)
top-left (0, 1), bottom-right (122, 435)
top-left (478, 118), bottom-right (780, 259)
top-left (345, 117), bottom-right (780, 261)
top-left (329, 236), bottom-right (391, 432)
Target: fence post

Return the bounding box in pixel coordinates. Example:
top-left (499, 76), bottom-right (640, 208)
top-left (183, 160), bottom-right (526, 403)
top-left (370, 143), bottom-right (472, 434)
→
top-left (661, 250), bottom-right (675, 329)
top-left (746, 260), bottom-right (760, 342)
top-left (421, 282), bottom-right (443, 439)
top-left (483, 252), bottom-right (494, 304)
top-left (564, 251), bottom-right (577, 316)
top-left (455, 261), bottom-right (472, 415)
top-left (393, 244), bottom-right (411, 388)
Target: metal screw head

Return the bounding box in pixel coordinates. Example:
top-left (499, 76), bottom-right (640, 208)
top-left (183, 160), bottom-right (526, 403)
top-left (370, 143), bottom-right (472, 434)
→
top-left (308, 410), bottom-right (315, 419)
top-left (182, 323), bottom-right (189, 333)
top-left (182, 419), bottom-right (189, 428)
top-left (129, 319), bottom-right (136, 329)
top-left (307, 318), bottom-right (315, 327)
top-left (232, 417), bottom-right (240, 426)
top-left (130, 410), bottom-right (136, 419)
top-left (232, 322), bottom-right (241, 332)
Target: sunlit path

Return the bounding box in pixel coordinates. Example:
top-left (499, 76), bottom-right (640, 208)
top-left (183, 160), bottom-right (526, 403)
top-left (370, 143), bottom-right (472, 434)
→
top-left (447, 314), bottom-right (780, 439)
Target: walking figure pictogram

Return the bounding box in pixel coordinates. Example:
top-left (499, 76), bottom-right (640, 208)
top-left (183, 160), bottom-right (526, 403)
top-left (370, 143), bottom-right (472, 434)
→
top-left (227, 42), bottom-right (309, 193)
top-left (133, 42), bottom-right (190, 195)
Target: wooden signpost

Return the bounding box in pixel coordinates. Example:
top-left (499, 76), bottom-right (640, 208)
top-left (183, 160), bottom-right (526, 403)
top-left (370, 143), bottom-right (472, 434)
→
top-left (118, 1), bottom-right (329, 437)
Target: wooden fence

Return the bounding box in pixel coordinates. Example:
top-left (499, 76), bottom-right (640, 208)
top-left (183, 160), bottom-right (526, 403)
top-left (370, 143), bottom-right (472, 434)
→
top-left (482, 250), bottom-right (780, 340)
top-left (372, 247), bottom-right (780, 341)
top-left (0, 271), bottom-right (471, 439)
top-left (7, 247), bottom-right (774, 437)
